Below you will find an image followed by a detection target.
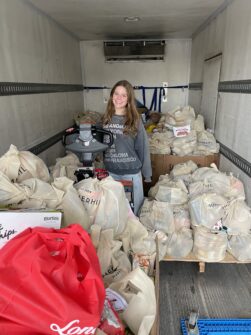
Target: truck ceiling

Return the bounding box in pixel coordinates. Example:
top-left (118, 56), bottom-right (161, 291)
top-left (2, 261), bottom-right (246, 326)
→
top-left (27, 0), bottom-right (230, 40)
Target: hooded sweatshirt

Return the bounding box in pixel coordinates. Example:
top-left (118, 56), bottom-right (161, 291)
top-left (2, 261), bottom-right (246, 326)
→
top-left (103, 115), bottom-right (152, 179)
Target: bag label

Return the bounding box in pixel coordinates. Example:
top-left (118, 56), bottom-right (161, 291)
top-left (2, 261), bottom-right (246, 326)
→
top-left (50, 320), bottom-right (96, 334)
top-left (0, 224), bottom-right (17, 241)
top-left (173, 124), bottom-right (191, 137)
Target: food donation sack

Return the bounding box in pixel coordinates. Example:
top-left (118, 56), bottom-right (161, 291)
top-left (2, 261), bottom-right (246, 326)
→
top-left (0, 224), bottom-right (105, 335)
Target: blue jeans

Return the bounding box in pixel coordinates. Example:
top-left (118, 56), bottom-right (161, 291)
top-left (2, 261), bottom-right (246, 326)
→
top-left (108, 171), bottom-right (144, 216)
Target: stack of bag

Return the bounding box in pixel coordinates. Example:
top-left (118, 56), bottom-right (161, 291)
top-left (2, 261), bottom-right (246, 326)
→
top-left (140, 162), bottom-right (194, 259)
top-left (0, 144), bottom-right (157, 335)
top-left (188, 164), bottom-right (251, 261)
top-left (1, 141), bottom-right (249, 333)
top-left (148, 105), bottom-right (219, 156)
top-left (140, 160), bottom-right (251, 262)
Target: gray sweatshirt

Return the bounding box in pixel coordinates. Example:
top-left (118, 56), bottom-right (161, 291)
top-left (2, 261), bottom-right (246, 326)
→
top-left (103, 115), bottom-right (152, 179)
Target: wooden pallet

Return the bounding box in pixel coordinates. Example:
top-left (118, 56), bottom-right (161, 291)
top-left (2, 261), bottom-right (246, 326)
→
top-left (163, 252), bottom-right (251, 273)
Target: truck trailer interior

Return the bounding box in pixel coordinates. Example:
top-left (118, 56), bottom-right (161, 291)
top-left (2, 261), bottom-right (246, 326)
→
top-left (0, 0), bottom-right (251, 334)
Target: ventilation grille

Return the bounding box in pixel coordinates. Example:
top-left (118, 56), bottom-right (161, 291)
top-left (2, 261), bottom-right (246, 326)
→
top-left (104, 40), bottom-right (165, 61)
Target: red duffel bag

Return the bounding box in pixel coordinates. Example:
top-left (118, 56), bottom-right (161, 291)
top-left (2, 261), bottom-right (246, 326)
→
top-left (0, 223), bottom-right (105, 335)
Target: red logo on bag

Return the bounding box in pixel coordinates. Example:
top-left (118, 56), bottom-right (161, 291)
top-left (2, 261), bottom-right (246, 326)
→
top-left (50, 320), bottom-right (96, 334)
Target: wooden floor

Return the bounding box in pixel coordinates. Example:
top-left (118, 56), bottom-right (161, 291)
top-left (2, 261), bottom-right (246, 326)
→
top-left (159, 261), bottom-right (251, 335)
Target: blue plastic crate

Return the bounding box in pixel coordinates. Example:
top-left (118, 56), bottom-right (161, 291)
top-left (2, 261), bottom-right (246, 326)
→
top-left (181, 318), bottom-right (251, 334)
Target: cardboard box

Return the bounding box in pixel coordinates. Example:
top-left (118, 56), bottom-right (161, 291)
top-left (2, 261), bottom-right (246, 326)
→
top-left (150, 153), bottom-right (220, 185)
top-left (0, 209), bottom-right (62, 248)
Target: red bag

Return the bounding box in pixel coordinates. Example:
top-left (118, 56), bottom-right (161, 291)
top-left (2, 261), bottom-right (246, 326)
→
top-left (99, 299), bottom-right (125, 335)
top-left (0, 224), bottom-right (105, 335)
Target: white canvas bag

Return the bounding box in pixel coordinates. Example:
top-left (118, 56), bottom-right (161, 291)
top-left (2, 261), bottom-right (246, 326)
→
top-left (17, 178), bottom-right (63, 209)
top-left (223, 199), bottom-right (251, 235)
top-left (149, 178), bottom-right (188, 204)
top-left (97, 229), bottom-right (131, 286)
top-left (171, 130), bottom-right (197, 156)
top-left (52, 177), bottom-right (90, 230)
top-left (75, 177), bottom-right (128, 236)
top-left (191, 166), bottom-right (231, 196)
top-left (51, 152), bottom-right (81, 181)
top-left (0, 171), bottom-right (29, 205)
top-left (95, 177), bottom-right (128, 236)
top-left (193, 114), bottom-right (205, 132)
top-left (109, 267), bottom-right (156, 335)
top-left (193, 226), bottom-right (227, 262)
top-left (227, 234), bottom-right (251, 261)
top-left (173, 205), bottom-right (191, 230)
top-left (75, 177), bottom-right (102, 224)
top-left (189, 192), bottom-right (228, 229)
top-left (0, 173), bottom-right (61, 208)
top-left (139, 198), bottom-right (174, 234)
top-left (197, 130), bottom-right (219, 153)
top-left (166, 227), bottom-right (193, 258)
top-left (0, 144), bottom-right (50, 182)
top-left (170, 160), bottom-right (198, 178)
top-left (225, 174), bottom-right (245, 199)
top-left (149, 132), bottom-right (172, 154)
top-left (119, 217), bottom-right (155, 255)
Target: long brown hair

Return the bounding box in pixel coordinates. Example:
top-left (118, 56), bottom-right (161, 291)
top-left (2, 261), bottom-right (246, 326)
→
top-left (102, 80), bottom-right (140, 135)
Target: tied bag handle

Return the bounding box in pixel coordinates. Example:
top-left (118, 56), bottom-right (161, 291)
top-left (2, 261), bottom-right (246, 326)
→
top-left (38, 224), bottom-right (93, 282)
top-left (39, 224), bottom-right (105, 314)
top-left (99, 179), bottom-right (120, 234)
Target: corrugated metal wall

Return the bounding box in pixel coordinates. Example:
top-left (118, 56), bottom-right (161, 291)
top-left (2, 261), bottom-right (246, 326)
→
top-left (0, 0), bottom-right (84, 165)
top-left (189, 0), bottom-right (251, 205)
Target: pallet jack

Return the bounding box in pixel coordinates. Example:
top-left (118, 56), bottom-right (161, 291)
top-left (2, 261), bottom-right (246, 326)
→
top-left (63, 122), bottom-right (134, 210)
top-left (63, 123), bottom-right (113, 181)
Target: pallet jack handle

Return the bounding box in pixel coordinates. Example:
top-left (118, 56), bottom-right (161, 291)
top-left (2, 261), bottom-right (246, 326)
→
top-left (186, 311), bottom-right (199, 335)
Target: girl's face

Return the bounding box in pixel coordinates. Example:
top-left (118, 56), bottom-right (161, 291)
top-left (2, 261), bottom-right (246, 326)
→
top-left (112, 86), bottom-right (128, 111)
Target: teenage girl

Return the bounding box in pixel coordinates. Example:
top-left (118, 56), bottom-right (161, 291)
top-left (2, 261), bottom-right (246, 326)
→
top-left (102, 80), bottom-right (152, 216)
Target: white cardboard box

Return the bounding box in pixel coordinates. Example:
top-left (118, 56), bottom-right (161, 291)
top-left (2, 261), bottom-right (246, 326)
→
top-left (0, 209), bottom-right (62, 248)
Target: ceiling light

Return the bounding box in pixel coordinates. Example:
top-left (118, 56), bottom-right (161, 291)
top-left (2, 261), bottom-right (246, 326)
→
top-left (124, 16), bottom-right (140, 22)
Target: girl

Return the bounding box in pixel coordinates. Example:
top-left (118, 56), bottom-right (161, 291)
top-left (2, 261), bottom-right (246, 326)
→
top-left (102, 80), bottom-right (152, 216)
